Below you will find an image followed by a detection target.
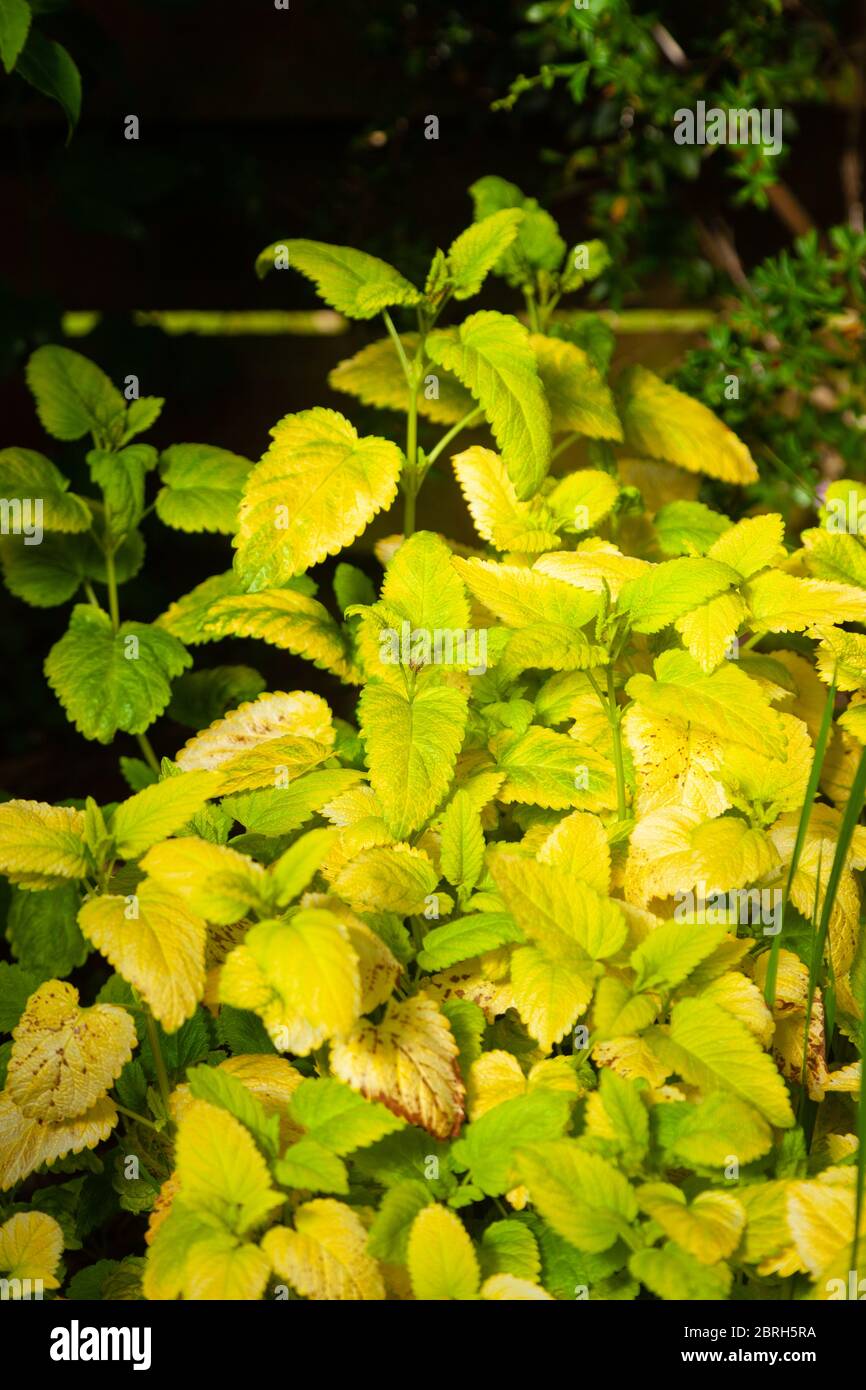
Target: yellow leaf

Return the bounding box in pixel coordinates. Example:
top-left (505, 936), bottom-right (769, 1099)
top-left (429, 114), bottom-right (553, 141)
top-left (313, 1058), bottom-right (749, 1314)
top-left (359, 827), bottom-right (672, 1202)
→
top-left (0, 799), bottom-right (87, 889)
top-left (745, 570), bottom-right (866, 633)
top-left (359, 681), bottom-right (468, 840)
top-left (185, 1232), bottom-right (272, 1301)
top-left (220, 909), bottom-right (361, 1055)
top-left (0, 1090), bottom-right (118, 1190)
top-left (176, 1098), bottom-right (283, 1234)
top-left (7, 980), bottom-right (135, 1122)
top-left (333, 843), bottom-right (439, 915)
top-left (536, 810), bottom-right (611, 893)
top-left (637, 1184), bottom-right (745, 1263)
top-left (623, 705), bottom-right (728, 820)
top-left (408, 1204), bottom-right (480, 1299)
top-left (141, 837), bottom-right (269, 924)
top-left (786, 1170), bottom-right (856, 1279)
top-left (331, 994), bottom-right (465, 1140)
top-left (171, 1053), bottom-right (306, 1148)
top-left (530, 334), bottom-right (622, 440)
top-left (203, 589), bottom-right (358, 683)
top-left (706, 513), bottom-right (785, 578)
top-left (79, 881), bottom-right (207, 1033)
top-left (480, 1272), bottom-right (553, 1300)
top-left (675, 592), bottom-right (746, 672)
top-left (467, 1050), bottom-right (526, 1120)
top-left (112, 770), bottom-right (223, 858)
top-left (262, 1199), bottom-right (385, 1300)
top-left (534, 542), bottom-right (650, 599)
top-left (453, 446), bottom-right (561, 554)
top-left (0, 1211), bottom-right (64, 1288)
top-left (616, 365), bottom-right (757, 484)
top-left (234, 407), bottom-right (402, 587)
top-left (176, 690), bottom-right (334, 771)
top-left (452, 555), bottom-right (599, 630)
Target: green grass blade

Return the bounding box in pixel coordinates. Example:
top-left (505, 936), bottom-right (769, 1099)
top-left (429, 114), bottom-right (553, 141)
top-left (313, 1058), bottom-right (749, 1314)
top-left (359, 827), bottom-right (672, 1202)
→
top-left (763, 676), bottom-right (836, 1008)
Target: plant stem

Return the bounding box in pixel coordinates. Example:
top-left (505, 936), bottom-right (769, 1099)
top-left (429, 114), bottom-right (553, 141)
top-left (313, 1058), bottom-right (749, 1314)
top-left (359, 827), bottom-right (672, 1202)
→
top-left (144, 1006), bottom-right (172, 1112)
top-left (606, 664), bottom-right (628, 821)
top-left (551, 431), bottom-right (580, 461)
top-left (104, 545), bottom-right (120, 632)
top-left (83, 579), bottom-right (102, 610)
top-left (424, 407), bottom-right (483, 469)
top-left (114, 1103), bottom-right (160, 1132)
top-left (136, 732), bottom-right (161, 775)
top-left (382, 309), bottom-right (413, 383)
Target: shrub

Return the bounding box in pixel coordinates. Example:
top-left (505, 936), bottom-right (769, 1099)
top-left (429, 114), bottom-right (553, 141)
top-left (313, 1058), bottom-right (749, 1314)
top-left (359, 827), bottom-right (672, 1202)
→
top-left (0, 181), bottom-right (863, 1302)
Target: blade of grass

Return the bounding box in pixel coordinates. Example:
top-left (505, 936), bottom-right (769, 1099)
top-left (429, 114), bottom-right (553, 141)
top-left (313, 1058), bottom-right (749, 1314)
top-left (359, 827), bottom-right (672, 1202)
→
top-left (799, 744), bottom-right (866, 1138)
top-left (763, 676), bottom-right (836, 1007)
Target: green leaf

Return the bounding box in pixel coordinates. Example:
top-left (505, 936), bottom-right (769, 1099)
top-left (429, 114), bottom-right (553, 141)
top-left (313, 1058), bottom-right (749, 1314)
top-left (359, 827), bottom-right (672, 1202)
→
top-left (45, 605), bottom-right (191, 743)
top-left (6, 883), bottom-right (88, 977)
top-left (234, 408), bottom-right (402, 588)
top-left (584, 1070), bottom-right (649, 1168)
top-left (122, 396), bottom-right (164, 442)
top-left (16, 31), bottom-right (81, 135)
top-left (426, 311), bottom-right (551, 500)
top-left (273, 1140), bottom-right (348, 1195)
top-left (0, 961), bottom-right (43, 1031)
top-left (269, 827), bottom-right (336, 906)
top-left (255, 239), bottom-right (421, 319)
top-left (167, 666), bottom-right (266, 730)
top-left (215, 1005), bottom-right (276, 1057)
top-left (629, 1243), bottom-right (731, 1300)
top-left (287, 1077), bottom-right (404, 1154)
top-left (156, 445), bottom-right (254, 534)
top-left (0, 447), bottom-right (91, 532)
top-left (359, 680), bottom-right (468, 839)
top-left (1, 531), bottom-right (87, 607)
top-left (560, 239), bottom-right (610, 293)
top-left (617, 557), bottom-right (739, 634)
top-left (452, 1091), bottom-right (572, 1196)
top-left (516, 1141), bottom-right (638, 1252)
top-left (367, 1180), bottom-right (432, 1262)
top-left (221, 769), bottom-right (365, 837)
top-left (626, 648), bottom-right (787, 758)
top-left (156, 572), bottom-right (249, 644)
top-left (655, 1093), bottom-right (772, 1167)
top-left (468, 176), bottom-right (566, 283)
top-left (26, 346), bottom-right (123, 443)
top-left (333, 562), bottom-right (376, 614)
top-left (479, 1220), bottom-right (541, 1281)
top-left (0, 0), bottom-right (31, 73)
top-left (111, 770), bottom-right (221, 857)
top-left (446, 209), bottom-right (524, 300)
top-left (630, 920), bottom-right (729, 993)
top-left (87, 445), bottom-right (154, 540)
top-left (186, 1064), bottom-right (279, 1157)
top-left (418, 913), bottom-right (523, 971)
top-left (654, 500), bottom-right (732, 557)
top-left (381, 530), bottom-right (471, 634)
top-left (439, 790), bottom-right (485, 898)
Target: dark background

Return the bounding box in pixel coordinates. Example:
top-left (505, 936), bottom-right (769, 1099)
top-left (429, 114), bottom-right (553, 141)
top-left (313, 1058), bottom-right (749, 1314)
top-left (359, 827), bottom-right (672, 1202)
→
top-left (0, 0), bottom-right (856, 800)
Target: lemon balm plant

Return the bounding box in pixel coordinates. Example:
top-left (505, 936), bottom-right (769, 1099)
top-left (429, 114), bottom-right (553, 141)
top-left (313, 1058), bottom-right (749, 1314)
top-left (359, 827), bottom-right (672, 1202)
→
top-left (1, 177), bottom-right (865, 1302)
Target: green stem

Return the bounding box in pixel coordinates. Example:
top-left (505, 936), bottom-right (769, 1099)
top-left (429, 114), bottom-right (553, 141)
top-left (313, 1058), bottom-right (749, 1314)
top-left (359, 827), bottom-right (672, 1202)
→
top-left (606, 664), bottom-right (628, 821)
top-left (114, 1103), bottom-right (160, 1132)
top-left (382, 309), bottom-right (413, 383)
top-left (104, 545), bottom-right (120, 632)
top-left (424, 407), bottom-right (483, 470)
top-left (523, 286), bottom-right (541, 333)
top-left (136, 732), bottom-right (161, 776)
top-left (551, 431), bottom-right (580, 461)
top-left (83, 579), bottom-right (102, 610)
top-left (144, 1006), bottom-right (172, 1112)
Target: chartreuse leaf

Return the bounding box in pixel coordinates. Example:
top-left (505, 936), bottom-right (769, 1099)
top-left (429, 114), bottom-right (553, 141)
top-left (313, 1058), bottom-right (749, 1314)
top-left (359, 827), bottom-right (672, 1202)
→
top-left (175, 1098), bottom-right (283, 1235)
top-left (359, 681), bottom-right (468, 840)
top-left (7, 980), bottom-right (135, 1122)
top-left (202, 589), bottom-right (356, 682)
top-left (439, 790), bottom-right (485, 899)
top-left (0, 800), bottom-right (88, 888)
top-left (453, 556), bottom-right (599, 629)
top-left (418, 914), bottom-right (523, 972)
top-left (629, 1243), bottom-right (732, 1300)
top-left (262, 1199), bottom-right (385, 1300)
top-left (0, 448), bottom-right (91, 531)
top-left (330, 995), bottom-right (464, 1140)
top-left (530, 334), bottom-right (622, 440)
top-left (255, 238), bottom-right (421, 319)
top-left (468, 175), bottom-right (566, 281)
top-left (221, 768), bottom-right (363, 836)
top-left (286, 1077), bottom-right (403, 1154)
top-left (452, 1090), bottom-right (571, 1196)
top-left (185, 1064), bottom-right (279, 1159)
top-left (408, 1204), bottom-right (480, 1299)
top-left (140, 837), bottom-right (268, 923)
top-left (175, 689), bottom-right (333, 771)
top-left (616, 365), bottom-right (757, 485)
top-left (0, 1211), bottom-right (63, 1290)
top-left (329, 333), bottom-right (474, 425)
top-left (234, 408), bottom-right (402, 588)
top-left (426, 311), bottom-right (551, 500)
top-left (636, 1184), bottom-right (745, 1263)
top-left (617, 557), bottom-right (739, 634)
top-left (156, 444), bottom-right (253, 534)
top-left (446, 209), bottom-right (524, 300)
top-left (654, 499), bottom-right (731, 557)
top-left (479, 1220), bottom-right (541, 1282)
top-left (45, 607), bottom-right (191, 743)
top-left (516, 1141), bottom-right (638, 1252)
top-left (78, 881), bottom-right (207, 1033)
top-left (26, 346), bottom-right (125, 444)
top-left (452, 446), bottom-right (561, 552)
top-left (706, 513), bottom-right (785, 578)
top-left (273, 1140), bottom-right (348, 1195)
top-left (367, 1181), bottom-right (432, 1263)
top-left (381, 530), bottom-right (470, 632)
top-left (269, 827), bottom-right (336, 905)
top-left (0, 0), bottom-right (31, 73)
top-left (745, 570), bottom-right (866, 633)
top-left (584, 1070), bottom-right (649, 1169)
top-left (334, 845), bottom-right (439, 915)
top-left (630, 920), bottom-right (729, 993)
top-left (626, 648), bottom-right (787, 758)
top-left (219, 909), bottom-right (361, 1055)
top-left (110, 770), bottom-right (222, 857)
top-left (656, 1093), bottom-right (772, 1166)
top-left (653, 996), bottom-right (794, 1127)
